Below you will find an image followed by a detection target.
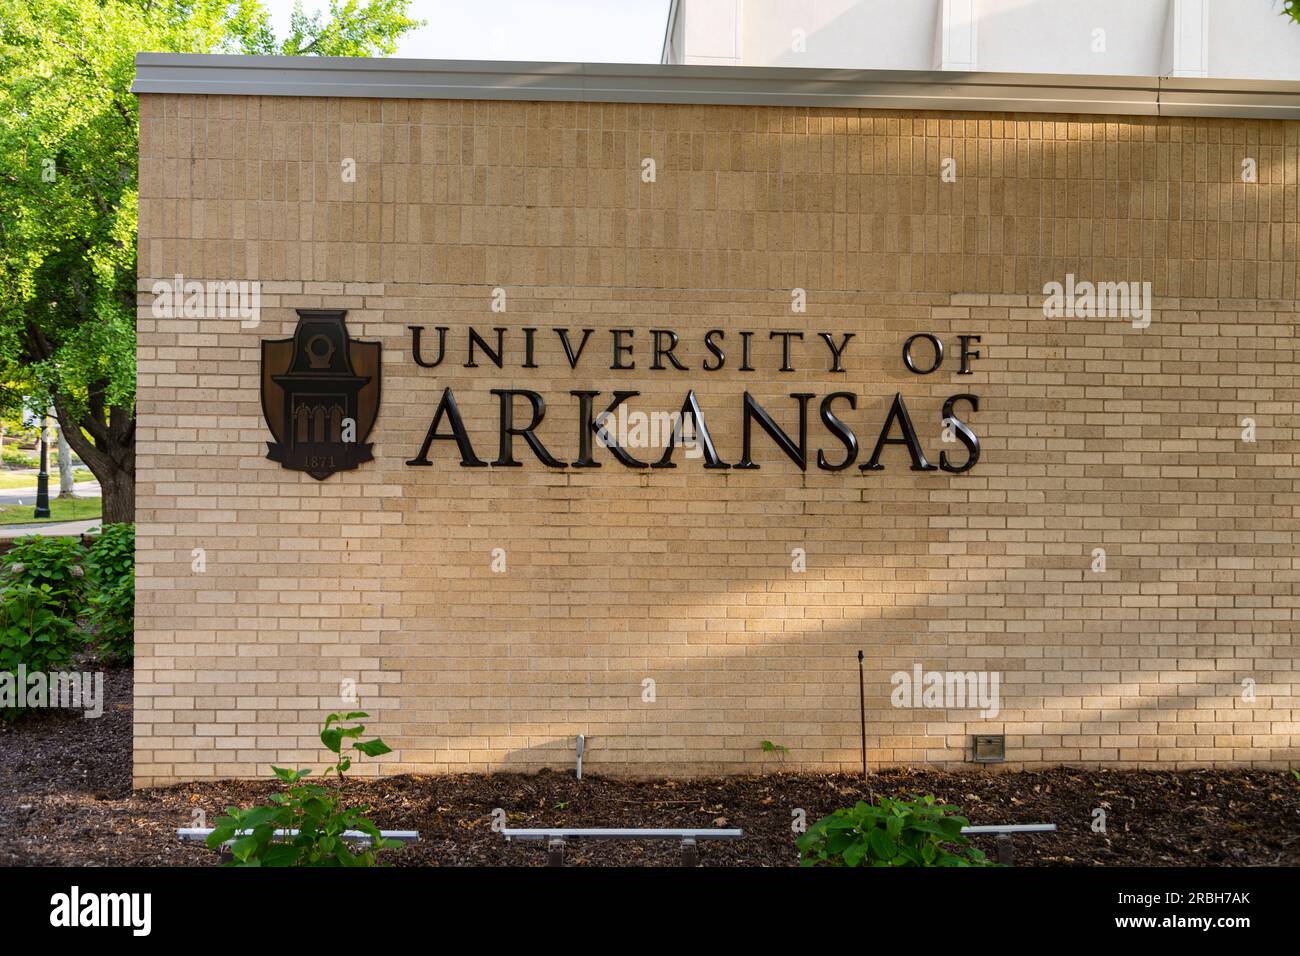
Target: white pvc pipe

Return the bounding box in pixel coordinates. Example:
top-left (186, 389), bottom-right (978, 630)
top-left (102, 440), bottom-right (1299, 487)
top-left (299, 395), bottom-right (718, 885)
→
top-left (502, 828), bottom-right (743, 841)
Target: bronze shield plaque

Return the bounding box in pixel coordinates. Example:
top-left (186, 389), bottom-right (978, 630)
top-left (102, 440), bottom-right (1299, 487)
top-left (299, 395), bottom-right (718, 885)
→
top-left (260, 309), bottom-right (381, 480)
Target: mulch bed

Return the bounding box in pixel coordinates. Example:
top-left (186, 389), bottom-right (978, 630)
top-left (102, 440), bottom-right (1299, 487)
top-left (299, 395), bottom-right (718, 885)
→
top-left (2, 665), bottom-right (1297, 867)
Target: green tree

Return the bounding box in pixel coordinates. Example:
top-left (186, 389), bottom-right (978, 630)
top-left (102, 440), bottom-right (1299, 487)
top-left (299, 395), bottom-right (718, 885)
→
top-left (0, 1), bottom-right (421, 522)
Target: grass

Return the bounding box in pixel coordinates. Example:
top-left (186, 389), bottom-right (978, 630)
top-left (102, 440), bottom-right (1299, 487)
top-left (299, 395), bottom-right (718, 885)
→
top-left (0, 496), bottom-right (102, 525)
top-left (0, 469), bottom-right (94, 489)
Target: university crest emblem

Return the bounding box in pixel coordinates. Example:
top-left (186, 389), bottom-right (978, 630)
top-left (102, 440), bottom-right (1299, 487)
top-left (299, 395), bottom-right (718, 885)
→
top-left (260, 309), bottom-right (381, 480)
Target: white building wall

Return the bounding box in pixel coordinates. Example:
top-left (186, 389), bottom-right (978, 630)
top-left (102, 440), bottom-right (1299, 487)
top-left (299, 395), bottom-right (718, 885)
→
top-left (673, 0), bottom-right (743, 65)
top-left (738, 0), bottom-right (940, 69)
top-left (663, 0), bottom-right (1300, 80)
top-left (977, 0), bottom-right (1169, 75)
top-left (1206, 0), bottom-right (1300, 78)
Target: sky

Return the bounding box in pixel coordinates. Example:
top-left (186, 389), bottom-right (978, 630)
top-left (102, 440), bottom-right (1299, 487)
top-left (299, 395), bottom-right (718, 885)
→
top-left (262, 0), bottom-right (673, 62)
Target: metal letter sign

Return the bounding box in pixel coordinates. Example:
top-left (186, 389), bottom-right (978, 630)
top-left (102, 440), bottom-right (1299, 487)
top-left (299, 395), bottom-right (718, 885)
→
top-left (261, 309), bottom-right (381, 480)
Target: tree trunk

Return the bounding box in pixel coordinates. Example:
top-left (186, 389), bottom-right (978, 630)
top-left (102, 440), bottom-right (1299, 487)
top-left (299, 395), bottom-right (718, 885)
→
top-left (98, 470), bottom-right (135, 524)
top-left (56, 418), bottom-right (75, 497)
top-left (50, 398), bottom-right (135, 524)
top-left (25, 326), bottom-right (135, 523)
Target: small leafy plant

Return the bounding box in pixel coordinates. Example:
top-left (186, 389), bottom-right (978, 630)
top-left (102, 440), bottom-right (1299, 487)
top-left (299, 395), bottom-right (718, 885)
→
top-left (797, 794), bottom-right (996, 867)
top-left (85, 524), bottom-right (134, 661)
top-left (86, 523), bottom-right (133, 591)
top-left (0, 581), bottom-right (82, 719)
top-left (86, 576), bottom-right (133, 662)
top-left (1, 534), bottom-right (87, 617)
top-left (761, 740), bottom-right (789, 755)
top-left (206, 711), bottom-right (399, 866)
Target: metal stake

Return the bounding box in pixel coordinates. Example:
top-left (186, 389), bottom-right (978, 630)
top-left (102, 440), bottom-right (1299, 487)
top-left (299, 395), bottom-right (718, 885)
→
top-left (546, 838), bottom-right (566, 867)
top-left (857, 650), bottom-right (867, 779)
top-left (679, 838), bottom-right (698, 868)
top-left (995, 834), bottom-right (1015, 866)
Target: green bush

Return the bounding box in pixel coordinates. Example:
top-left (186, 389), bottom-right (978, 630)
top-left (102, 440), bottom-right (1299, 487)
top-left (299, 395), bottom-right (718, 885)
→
top-left (1, 447), bottom-right (36, 468)
top-left (85, 524), bottom-right (133, 661)
top-left (86, 523), bottom-right (133, 590)
top-left (207, 711), bottom-right (398, 867)
top-left (1, 535), bottom-right (86, 617)
top-left (797, 794), bottom-right (996, 867)
top-left (0, 527), bottom-right (135, 666)
top-left (0, 581), bottom-right (82, 718)
top-left (87, 577), bottom-right (133, 662)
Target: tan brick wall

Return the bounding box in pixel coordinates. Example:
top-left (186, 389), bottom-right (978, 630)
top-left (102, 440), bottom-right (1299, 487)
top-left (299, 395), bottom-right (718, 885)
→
top-left (133, 93), bottom-right (1299, 787)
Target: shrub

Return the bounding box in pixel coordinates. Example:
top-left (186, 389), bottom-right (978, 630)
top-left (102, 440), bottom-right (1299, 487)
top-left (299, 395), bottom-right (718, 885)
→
top-left (86, 523), bottom-right (133, 591)
top-left (1, 447), bottom-right (36, 468)
top-left (796, 794), bottom-right (996, 867)
top-left (1, 535), bottom-right (86, 617)
top-left (207, 711), bottom-right (398, 866)
top-left (85, 524), bottom-right (134, 661)
top-left (0, 581), bottom-right (82, 718)
top-left (87, 577), bottom-right (133, 662)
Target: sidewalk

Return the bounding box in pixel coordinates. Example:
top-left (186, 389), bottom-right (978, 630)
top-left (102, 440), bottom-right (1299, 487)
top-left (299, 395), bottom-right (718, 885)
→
top-left (0, 518), bottom-right (102, 539)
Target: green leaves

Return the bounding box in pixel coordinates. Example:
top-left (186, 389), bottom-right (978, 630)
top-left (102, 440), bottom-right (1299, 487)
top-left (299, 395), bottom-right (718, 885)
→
top-left (0, 1), bottom-right (423, 517)
top-left (270, 0), bottom-right (424, 57)
top-left (205, 708), bottom-right (397, 867)
top-left (0, 526), bottom-right (135, 687)
top-left (84, 522), bottom-right (134, 661)
top-left (866, 826), bottom-right (897, 861)
top-left (354, 739), bottom-right (392, 758)
top-left (796, 793), bottom-right (998, 868)
top-left (1, 534), bottom-right (87, 615)
top-left (0, 0), bottom-right (142, 411)
top-left (321, 710), bottom-right (392, 763)
top-left (319, 721), bottom-right (362, 755)
top-left (0, 535), bottom-right (88, 713)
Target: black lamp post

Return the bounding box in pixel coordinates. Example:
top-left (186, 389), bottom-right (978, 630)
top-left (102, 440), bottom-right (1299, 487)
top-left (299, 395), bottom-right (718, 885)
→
top-left (34, 408), bottom-right (50, 519)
